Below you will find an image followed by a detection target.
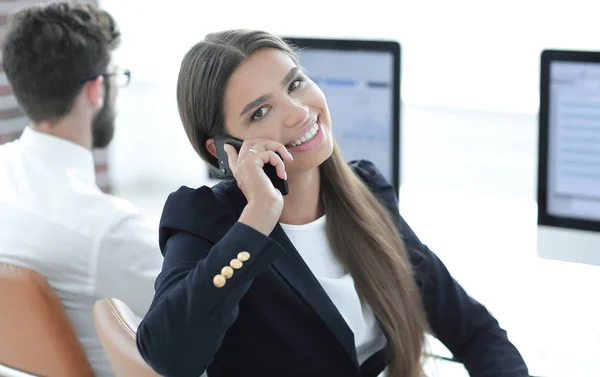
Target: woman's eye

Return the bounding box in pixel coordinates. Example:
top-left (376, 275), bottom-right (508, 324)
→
top-left (251, 106), bottom-right (269, 122)
top-left (289, 78), bottom-right (303, 92)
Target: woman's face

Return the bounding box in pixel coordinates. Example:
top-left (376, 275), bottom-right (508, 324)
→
top-left (220, 47), bottom-right (334, 175)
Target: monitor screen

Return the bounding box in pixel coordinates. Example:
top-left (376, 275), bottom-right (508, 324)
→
top-left (539, 50), bottom-right (600, 231)
top-left (283, 37), bottom-right (401, 192)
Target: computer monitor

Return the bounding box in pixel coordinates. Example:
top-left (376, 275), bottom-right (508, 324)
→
top-left (537, 49), bottom-right (600, 267)
top-left (282, 36), bottom-right (401, 194)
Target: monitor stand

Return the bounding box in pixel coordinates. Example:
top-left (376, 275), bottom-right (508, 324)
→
top-left (537, 225), bottom-right (600, 267)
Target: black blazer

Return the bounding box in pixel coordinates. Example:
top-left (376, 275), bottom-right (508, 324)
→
top-left (136, 160), bottom-right (529, 377)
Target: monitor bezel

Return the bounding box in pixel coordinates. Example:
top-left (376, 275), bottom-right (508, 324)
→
top-left (282, 36), bottom-right (402, 196)
top-left (538, 49), bottom-right (600, 232)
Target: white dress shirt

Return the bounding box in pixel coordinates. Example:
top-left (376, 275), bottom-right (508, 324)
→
top-left (0, 127), bottom-right (163, 377)
top-left (280, 216), bottom-right (388, 369)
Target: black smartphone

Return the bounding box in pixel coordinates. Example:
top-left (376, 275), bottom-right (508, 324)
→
top-left (214, 137), bottom-right (289, 196)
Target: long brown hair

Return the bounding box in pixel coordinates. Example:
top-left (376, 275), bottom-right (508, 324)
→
top-left (176, 29), bottom-right (429, 377)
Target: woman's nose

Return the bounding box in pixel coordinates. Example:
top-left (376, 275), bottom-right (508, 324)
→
top-left (282, 100), bottom-right (309, 128)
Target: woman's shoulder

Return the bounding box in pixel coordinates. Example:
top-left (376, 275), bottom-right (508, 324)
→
top-left (348, 159), bottom-right (396, 202)
top-left (157, 179), bottom-right (240, 252)
top-left (348, 160), bottom-right (391, 189)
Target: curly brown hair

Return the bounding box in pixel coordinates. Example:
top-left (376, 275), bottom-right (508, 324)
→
top-left (2, 1), bottom-right (121, 124)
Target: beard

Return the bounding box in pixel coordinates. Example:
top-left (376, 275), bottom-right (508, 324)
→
top-left (91, 82), bottom-right (116, 149)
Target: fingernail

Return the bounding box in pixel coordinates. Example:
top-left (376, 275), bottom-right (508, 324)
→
top-left (288, 152), bottom-right (294, 161)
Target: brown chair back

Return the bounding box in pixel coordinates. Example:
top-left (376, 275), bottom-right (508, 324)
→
top-left (0, 263), bottom-right (95, 377)
top-left (93, 298), bottom-right (161, 377)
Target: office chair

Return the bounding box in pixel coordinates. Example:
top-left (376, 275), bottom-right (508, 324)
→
top-left (93, 298), bottom-right (161, 377)
top-left (0, 263), bottom-right (94, 377)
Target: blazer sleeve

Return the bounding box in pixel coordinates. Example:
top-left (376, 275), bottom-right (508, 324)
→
top-left (350, 160), bottom-right (529, 377)
top-left (136, 185), bottom-right (286, 377)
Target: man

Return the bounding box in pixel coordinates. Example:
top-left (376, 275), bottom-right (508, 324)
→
top-left (0, 3), bottom-right (162, 376)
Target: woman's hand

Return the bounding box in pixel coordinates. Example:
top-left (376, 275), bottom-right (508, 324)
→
top-left (224, 138), bottom-right (293, 235)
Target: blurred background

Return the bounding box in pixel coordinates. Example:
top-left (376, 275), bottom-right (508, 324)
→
top-left (2, 1), bottom-right (600, 376)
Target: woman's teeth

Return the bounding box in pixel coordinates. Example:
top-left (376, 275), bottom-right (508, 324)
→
top-left (290, 124), bottom-right (319, 147)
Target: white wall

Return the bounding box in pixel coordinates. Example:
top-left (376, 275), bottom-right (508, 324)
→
top-left (99, 0), bottom-right (598, 197)
top-left (101, 0), bottom-right (600, 114)
top-left (98, 0), bottom-right (600, 196)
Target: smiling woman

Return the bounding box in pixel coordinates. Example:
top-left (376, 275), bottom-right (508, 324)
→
top-left (135, 29), bottom-right (529, 377)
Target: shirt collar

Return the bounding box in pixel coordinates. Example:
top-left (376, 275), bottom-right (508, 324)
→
top-left (18, 126), bottom-right (97, 185)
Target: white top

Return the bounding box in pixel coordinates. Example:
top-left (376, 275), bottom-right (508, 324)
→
top-left (280, 216), bottom-right (388, 366)
top-left (0, 127), bottom-right (163, 377)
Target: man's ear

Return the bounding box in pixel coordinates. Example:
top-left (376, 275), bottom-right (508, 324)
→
top-left (84, 76), bottom-right (104, 109)
top-left (205, 138), bottom-right (217, 158)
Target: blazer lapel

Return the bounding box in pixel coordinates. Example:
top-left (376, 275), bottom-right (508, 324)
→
top-left (224, 183), bottom-right (359, 368)
top-left (270, 223), bottom-right (360, 369)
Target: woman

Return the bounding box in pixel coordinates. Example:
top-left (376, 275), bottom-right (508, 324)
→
top-left (136, 30), bottom-right (529, 377)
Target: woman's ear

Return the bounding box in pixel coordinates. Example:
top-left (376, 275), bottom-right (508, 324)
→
top-left (205, 139), bottom-right (217, 158)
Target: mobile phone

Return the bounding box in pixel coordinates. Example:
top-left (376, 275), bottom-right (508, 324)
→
top-left (214, 137), bottom-right (289, 196)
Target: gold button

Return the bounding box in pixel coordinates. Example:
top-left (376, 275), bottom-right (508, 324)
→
top-left (237, 251), bottom-right (250, 262)
top-left (213, 274), bottom-right (226, 288)
top-left (230, 259), bottom-right (243, 269)
top-left (221, 266), bottom-right (234, 279)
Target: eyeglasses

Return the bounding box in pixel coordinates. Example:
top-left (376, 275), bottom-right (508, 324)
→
top-left (82, 69), bottom-right (131, 88)
top-left (104, 69), bottom-right (131, 87)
